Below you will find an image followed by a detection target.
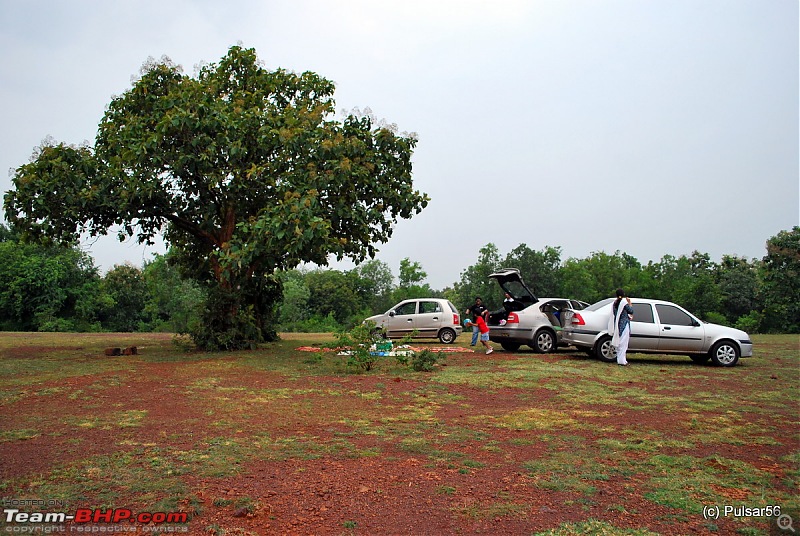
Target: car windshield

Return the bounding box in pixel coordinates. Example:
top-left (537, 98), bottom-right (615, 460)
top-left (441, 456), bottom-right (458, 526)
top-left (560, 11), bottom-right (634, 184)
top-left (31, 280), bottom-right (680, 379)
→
top-left (503, 280), bottom-right (534, 301)
top-left (584, 298), bottom-right (614, 312)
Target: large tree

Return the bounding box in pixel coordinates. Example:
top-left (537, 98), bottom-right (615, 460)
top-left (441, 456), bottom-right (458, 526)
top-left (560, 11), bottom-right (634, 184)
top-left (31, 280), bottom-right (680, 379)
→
top-left (715, 255), bottom-right (762, 324)
top-left (760, 227), bottom-right (799, 333)
top-left (502, 244), bottom-right (562, 297)
top-left (100, 263), bottom-right (149, 332)
top-left (4, 46), bottom-right (428, 349)
top-left (453, 243), bottom-right (502, 311)
top-left (392, 257), bottom-right (433, 302)
top-left (352, 259), bottom-right (395, 314)
top-left (559, 251), bottom-right (643, 304)
top-left (642, 252), bottom-right (721, 318)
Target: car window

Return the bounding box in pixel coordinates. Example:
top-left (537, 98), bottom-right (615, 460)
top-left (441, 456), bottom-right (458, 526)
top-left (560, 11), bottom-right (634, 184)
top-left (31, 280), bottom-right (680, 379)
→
top-left (394, 302), bottom-right (417, 316)
top-left (570, 300), bottom-right (589, 310)
top-left (655, 304), bottom-right (694, 326)
top-left (446, 301), bottom-right (458, 313)
top-left (585, 298), bottom-right (614, 312)
top-left (419, 301), bottom-right (442, 314)
top-left (502, 281), bottom-right (534, 300)
top-left (631, 303), bottom-right (654, 323)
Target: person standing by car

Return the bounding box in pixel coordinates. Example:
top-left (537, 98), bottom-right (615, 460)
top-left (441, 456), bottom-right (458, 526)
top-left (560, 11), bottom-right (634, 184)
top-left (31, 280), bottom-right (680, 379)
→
top-left (609, 288), bottom-right (634, 366)
top-left (466, 297), bottom-right (488, 346)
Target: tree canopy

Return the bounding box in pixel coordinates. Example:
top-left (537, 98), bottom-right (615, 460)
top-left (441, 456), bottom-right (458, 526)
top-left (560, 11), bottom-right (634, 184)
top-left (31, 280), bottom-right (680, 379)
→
top-left (4, 46), bottom-right (429, 349)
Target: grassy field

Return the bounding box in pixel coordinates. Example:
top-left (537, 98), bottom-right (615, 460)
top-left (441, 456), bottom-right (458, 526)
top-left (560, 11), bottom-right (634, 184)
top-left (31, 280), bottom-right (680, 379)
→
top-left (0, 332), bottom-right (797, 535)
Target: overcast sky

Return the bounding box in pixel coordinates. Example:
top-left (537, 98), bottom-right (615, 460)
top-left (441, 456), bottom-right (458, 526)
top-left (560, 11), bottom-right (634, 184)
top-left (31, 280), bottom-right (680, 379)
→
top-left (1, 0), bottom-right (797, 289)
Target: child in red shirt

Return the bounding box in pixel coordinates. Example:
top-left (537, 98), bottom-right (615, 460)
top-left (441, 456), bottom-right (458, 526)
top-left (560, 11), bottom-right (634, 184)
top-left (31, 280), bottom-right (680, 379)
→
top-left (467, 316), bottom-right (494, 355)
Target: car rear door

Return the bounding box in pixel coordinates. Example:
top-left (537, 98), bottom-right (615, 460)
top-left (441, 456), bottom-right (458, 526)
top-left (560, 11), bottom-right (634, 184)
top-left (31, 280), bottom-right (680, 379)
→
top-left (627, 302), bottom-right (659, 351)
top-left (654, 303), bottom-right (705, 353)
top-left (387, 301), bottom-right (418, 338)
top-left (541, 299), bottom-right (570, 328)
top-left (416, 300), bottom-right (444, 338)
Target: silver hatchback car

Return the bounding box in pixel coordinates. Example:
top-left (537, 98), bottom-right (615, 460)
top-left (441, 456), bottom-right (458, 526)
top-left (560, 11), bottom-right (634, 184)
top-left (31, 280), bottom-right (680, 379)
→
top-left (561, 298), bottom-right (754, 367)
top-left (365, 298), bottom-right (463, 344)
top-left (486, 268), bottom-right (589, 353)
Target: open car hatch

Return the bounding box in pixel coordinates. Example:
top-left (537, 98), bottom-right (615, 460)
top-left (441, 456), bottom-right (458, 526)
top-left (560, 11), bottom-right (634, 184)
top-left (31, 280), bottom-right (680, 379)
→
top-left (488, 268), bottom-right (538, 307)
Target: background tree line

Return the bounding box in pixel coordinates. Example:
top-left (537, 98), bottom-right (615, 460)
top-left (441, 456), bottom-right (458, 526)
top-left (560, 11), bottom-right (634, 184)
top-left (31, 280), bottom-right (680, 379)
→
top-left (0, 225), bottom-right (796, 335)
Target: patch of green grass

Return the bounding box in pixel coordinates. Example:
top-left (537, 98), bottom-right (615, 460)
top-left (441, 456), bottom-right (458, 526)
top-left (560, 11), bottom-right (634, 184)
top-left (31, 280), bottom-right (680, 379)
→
top-left (434, 358), bottom-right (588, 390)
top-left (61, 409), bottom-right (148, 431)
top-left (784, 452), bottom-right (800, 486)
top-left (597, 429), bottom-right (695, 453)
top-left (556, 381), bottom-right (682, 410)
top-left (523, 438), bottom-right (619, 495)
top-left (219, 433), bottom-right (380, 463)
top-left (681, 412), bottom-right (782, 446)
top-left (21, 448), bottom-right (188, 508)
top-left (0, 429), bottom-right (40, 442)
top-left (35, 386), bottom-right (68, 396)
top-left (458, 500), bottom-right (528, 519)
top-left (492, 408), bottom-right (578, 430)
top-left (437, 426), bottom-right (489, 443)
top-left (523, 464), bottom-right (604, 494)
top-left (639, 454), bottom-right (777, 512)
top-left (0, 356), bottom-right (138, 390)
top-left (533, 519), bottom-right (659, 535)
top-left (397, 436), bottom-right (465, 463)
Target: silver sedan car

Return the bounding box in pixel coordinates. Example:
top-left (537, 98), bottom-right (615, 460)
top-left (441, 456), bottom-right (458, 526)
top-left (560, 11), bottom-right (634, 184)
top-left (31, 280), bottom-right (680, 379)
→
top-left (561, 298), bottom-right (754, 367)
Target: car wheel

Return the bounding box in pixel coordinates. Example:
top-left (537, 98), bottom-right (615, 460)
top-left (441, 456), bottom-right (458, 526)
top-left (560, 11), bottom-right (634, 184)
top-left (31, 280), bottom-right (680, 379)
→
top-left (501, 341), bottom-right (521, 352)
top-left (530, 329), bottom-right (556, 353)
top-left (689, 354), bottom-right (711, 364)
top-left (709, 340), bottom-right (740, 367)
top-left (438, 328), bottom-right (456, 344)
top-left (594, 335), bottom-right (616, 362)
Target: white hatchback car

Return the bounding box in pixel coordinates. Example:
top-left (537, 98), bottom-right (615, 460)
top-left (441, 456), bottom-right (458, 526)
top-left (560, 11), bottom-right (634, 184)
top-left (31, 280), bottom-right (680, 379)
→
top-left (561, 298), bottom-right (754, 367)
top-left (365, 298), bottom-right (463, 344)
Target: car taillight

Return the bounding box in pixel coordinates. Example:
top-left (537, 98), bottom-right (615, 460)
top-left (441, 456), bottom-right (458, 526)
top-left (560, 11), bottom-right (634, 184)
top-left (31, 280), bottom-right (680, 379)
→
top-left (453, 314), bottom-right (460, 325)
top-left (571, 312), bottom-right (585, 326)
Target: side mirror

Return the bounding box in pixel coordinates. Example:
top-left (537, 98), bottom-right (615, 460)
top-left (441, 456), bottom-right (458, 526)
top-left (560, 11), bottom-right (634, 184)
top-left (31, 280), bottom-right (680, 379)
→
top-left (389, 311), bottom-right (396, 317)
